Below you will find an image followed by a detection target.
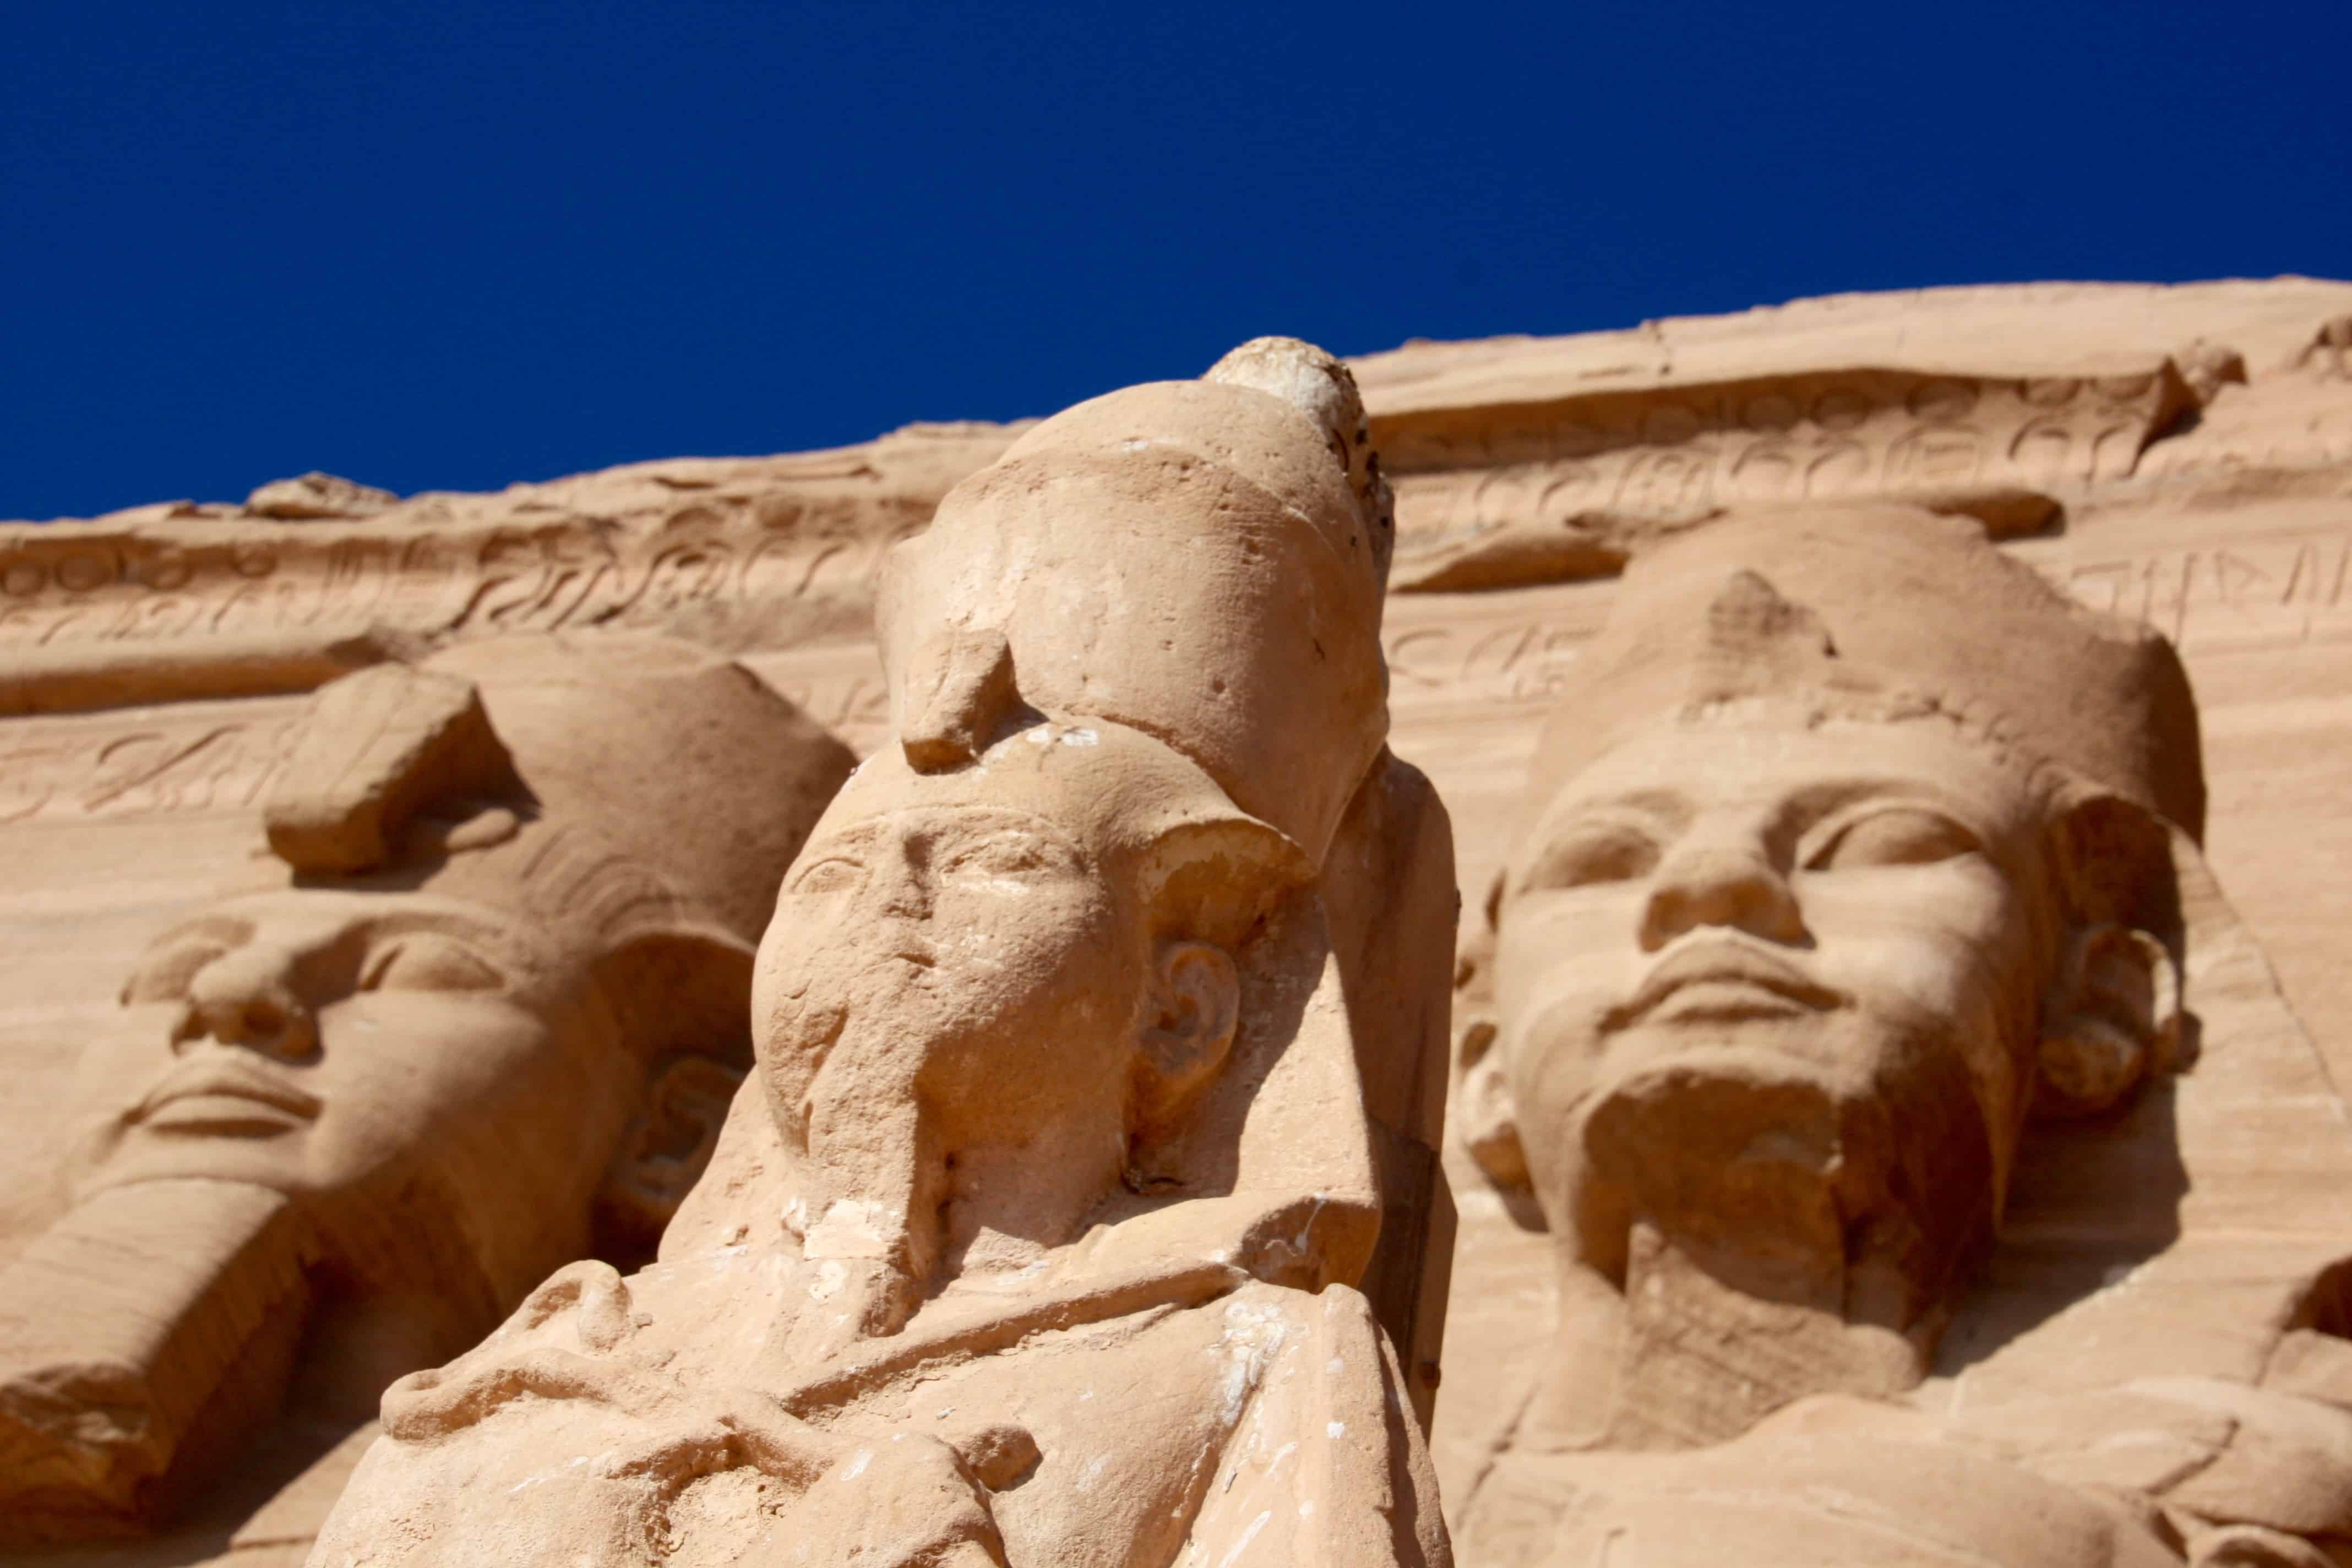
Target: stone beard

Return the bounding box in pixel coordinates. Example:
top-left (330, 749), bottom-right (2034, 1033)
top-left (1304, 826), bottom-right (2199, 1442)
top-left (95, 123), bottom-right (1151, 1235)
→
top-left (1447, 511), bottom-right (2308, 1568)
top-left (1493, 698), bottom-right (2095, 1450)
top-left (304, 337), bottom-right (1455, 1567)
top-left (309, 727), bottom-right (1442, 1567)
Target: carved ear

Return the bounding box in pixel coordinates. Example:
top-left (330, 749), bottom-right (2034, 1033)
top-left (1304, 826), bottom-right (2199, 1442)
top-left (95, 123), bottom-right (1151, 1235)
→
top-left (1457, 1016), bottom-right (1529, 1189)
top-left (2033, 794), bottom-right (2184, 1120)
top-left (589, 929), bottom-right (756, 1264)
top-left (1133, 939), bottom-right (1240, 1134)
top-left (1453, 870), bottom-right (1530, 1189)
top-left (2035, 923), bottom-right (2180, 1119)
top-left (596, 1054), bottom-right (746, 1264)
top-left (592, 929), bottom-right (755, 1064)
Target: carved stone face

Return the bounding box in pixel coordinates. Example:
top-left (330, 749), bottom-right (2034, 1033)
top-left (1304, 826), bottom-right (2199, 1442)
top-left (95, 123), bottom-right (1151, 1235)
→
top-left (64, 884), bottom-right (627, 1284)
top-left (1495, 707), bottom-right (2055, 1319)
top-left (754, 745), bottom-right (1152, 1285)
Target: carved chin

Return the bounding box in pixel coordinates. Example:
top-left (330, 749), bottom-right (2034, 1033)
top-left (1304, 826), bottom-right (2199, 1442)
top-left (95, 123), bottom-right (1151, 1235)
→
top-left (74, 1117), bottom-right (313, 1201)
top-left (1573, 1048), bottom-right (1990, 1344)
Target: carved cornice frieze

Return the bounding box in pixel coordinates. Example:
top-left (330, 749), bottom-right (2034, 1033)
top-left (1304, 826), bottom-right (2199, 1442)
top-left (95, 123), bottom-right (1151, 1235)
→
top-left (0, 426), bottom-right (1019, 713)
top-left (5, 308), bottom-right (2349, 808)
top-left (1377, 360), bottom-right (2194, 591)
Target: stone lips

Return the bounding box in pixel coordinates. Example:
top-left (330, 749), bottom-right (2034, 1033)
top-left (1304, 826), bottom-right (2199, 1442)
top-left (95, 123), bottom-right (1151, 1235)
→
top-left (0, 279), bottom-right (2348, 1562)
top-left (1448, 491), bottom-right (2352, 1564)
top-left (0, 633), bottom-right (857, 1547)
top-left (300, 339), bottom-right (1456, 1566)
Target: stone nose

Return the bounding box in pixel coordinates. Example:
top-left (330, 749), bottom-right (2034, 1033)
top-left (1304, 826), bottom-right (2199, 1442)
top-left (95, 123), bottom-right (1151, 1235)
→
top-left (177, 945), bottom-right (320, 1060)
top-left (1639, 840), bottom-right (1808, 953)
top-left (872, 850), bottom-right (934, 923)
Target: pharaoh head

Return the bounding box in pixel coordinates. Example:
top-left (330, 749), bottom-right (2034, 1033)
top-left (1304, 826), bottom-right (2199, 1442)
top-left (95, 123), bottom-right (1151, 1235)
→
top-left (758, 723), bottom-right (1318, 1312)
top-left (67, 635), bottom-right (854, 1311)
top-left (1463, 508), bottom-right (2202, 1413)
top-left (710, 339), bottom-right (1401, 1332)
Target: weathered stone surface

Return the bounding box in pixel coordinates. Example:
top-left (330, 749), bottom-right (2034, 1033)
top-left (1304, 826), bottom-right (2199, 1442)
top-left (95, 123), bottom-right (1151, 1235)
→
top-left (0, 277), bottom-right (2349, 1562)
top-left (303, 339), bottom-right (1452, 1567)
top-left (1386, 279), bottom-right (2352, 1565)
top-left (0, 637), bottom-right (852, 1550)
top-left (0, 423), bottom-right (1022, 717)
top-left (241, 476), bottom-right (397, 523)
top-left (1447, 506), bottom-right (2255, 1561)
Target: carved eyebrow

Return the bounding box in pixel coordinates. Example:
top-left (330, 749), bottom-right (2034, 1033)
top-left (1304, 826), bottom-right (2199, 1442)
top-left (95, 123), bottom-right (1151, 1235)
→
top-left (1773, 778), bottom-right (1972, 841)
top-left (1542, 788), bottom-right (1691, 832)
top-left (925, 803), bottom-right (1069, 831)
top-left (935, 815), bottom-right (1084, 848)
top-left (797, 818), bottom-right (880, 851)
top-left (836, 804), bottom-right (1085, 851)
top-left (151, 900), bottom-right (520, 962)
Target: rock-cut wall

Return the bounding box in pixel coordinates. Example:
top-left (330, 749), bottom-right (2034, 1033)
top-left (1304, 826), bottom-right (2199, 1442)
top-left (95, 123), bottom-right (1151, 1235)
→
top-left (2, 276), bottom-right (2350, 1561)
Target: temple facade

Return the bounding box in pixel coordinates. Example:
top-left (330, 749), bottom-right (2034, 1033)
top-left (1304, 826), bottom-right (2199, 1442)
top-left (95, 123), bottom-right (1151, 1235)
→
top-left (3, 277), bottom-right (2351, 1565)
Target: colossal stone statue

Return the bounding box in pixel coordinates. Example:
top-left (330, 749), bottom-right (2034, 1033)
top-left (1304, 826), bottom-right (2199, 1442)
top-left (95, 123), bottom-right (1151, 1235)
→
top-left (0, 635), bottom-right (853, 1547)
top-left (1450, 507), bottom-right (2352, 1566)
top-left (303, 339), bottom-right (1457, 1567)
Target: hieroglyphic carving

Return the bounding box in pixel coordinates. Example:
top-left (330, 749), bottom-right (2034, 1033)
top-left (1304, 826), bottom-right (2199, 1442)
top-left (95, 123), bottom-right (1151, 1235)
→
top-left (0, 708), bottom-right (307, 824)
top-left (0, 510), bottom-right (884, 653)
top-left (77, 722), bottom-right (302, 819)
top-left (0, 654), bottom-right (920, 825)
top-left (1384, 617), bottom-right (1590, 709)
top-left (1444, 508), bottom-right (2340, 1568)
top-left (29, 529), bottom-right (2341, 826)
top-left (2138, 407), bottom-right (2352, 483)
top-left (1381, 363), bottom-right (2190, 589)
top-left (2053, 531), bottom-right (2352, 651)
top-left (1379, 527), bottom-right (2352, 721)
top-left (0, 433), bottom-right (1014, 700)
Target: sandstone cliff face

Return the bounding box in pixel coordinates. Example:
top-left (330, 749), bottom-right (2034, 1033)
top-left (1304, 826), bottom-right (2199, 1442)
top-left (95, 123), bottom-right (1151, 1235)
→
top-left (1, 277), bottom-right (2349, 1561)
top-left (1357, 276), bottom-right (2352, 1071)
top-left (1354, 277), bottom-right (2352, 1521)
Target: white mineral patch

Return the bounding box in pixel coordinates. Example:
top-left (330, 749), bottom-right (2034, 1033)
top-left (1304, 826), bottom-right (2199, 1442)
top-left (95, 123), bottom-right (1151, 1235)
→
top-left (1215, 1509), bottom-right (1271, 1568)
top-left (1212, 1296), bottom-right (1292, 1429)
top-left (805, 1197), bottom-right (898, 1259)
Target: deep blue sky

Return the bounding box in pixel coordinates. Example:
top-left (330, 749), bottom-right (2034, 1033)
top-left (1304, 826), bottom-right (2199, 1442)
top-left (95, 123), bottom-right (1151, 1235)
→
top-left (4, 2), bottom-right (2345, 520)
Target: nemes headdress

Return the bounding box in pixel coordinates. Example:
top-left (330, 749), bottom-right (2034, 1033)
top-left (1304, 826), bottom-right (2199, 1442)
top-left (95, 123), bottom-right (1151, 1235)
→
top-left (1528, 506), bottom-right (2206, 844)
top-left (669, 341), bottom-right (1414, 1315)
top-left (263, 633), bottom-right (856, 1039)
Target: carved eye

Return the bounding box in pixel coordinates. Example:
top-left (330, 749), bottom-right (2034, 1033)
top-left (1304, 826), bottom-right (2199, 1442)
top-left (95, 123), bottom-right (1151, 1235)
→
top-left (122, 940), bottom-right (228, 1006)
top-left (360, 935), bottom-right (504, 994)
top-left (1517, 823), bottom-right (1661, 894)
top-left (1805, 808), bottom-right (1980, 871)
top-left (939, 833), bottom-right (1077, 886)
top-left (788, 857), bottom-right (865, 896)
